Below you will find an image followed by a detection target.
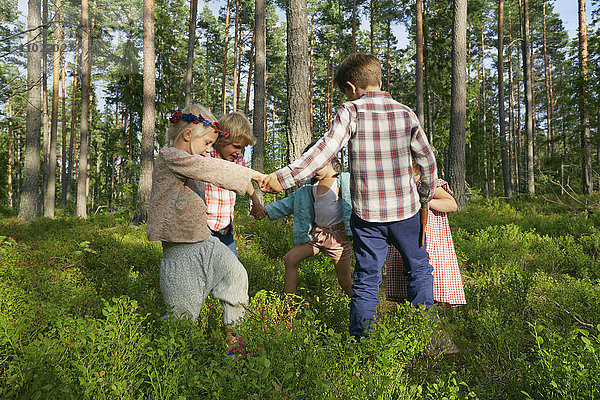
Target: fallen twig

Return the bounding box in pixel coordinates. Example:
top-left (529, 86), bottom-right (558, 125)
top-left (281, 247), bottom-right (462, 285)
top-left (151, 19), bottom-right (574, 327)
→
top-left (553, 300), bottom-right (594, 329)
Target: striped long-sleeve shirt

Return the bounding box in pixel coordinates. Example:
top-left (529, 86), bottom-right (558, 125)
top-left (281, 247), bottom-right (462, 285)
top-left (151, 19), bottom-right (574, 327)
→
top-left (275, 91), bottom-right (437, 223)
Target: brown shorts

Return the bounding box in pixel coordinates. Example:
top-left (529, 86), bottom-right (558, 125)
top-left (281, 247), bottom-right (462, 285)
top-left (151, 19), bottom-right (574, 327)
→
top-left (305, 223), bottom-right (353, 262)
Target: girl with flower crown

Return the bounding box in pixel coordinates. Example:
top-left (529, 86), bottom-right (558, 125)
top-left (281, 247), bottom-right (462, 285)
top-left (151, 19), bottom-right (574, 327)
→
top-left (147, 104), bottom-right (266, 331)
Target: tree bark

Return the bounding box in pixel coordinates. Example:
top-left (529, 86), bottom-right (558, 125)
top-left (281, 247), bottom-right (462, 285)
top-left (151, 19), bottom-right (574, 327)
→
top-left (253, 0), bottom-right (266, 175)
top-left (221, 0), bottom-right (231, 115)
top-left (252, 0), bottom-right (266, 205)
top-left (542, 0), bottom-right (554, 156)
top-left (447, 0), bottom-right (467, 209)
top-left (67, 34), bottom-right (79, 207)
top-left (46, 0), bottom-right (61, 217)
top-left (41, 0), bottom-right (49, 214)
top-left (20, 0), bottom-right (42, 221)
top-left (205, 26), bottom-right (211, 109)
top-left (60, 30), bottom-right (68, 207)
top-left (578, 0), bottom-right (593, 194)
top-left (521, 0), bottom-right (535, 195)
top-left (386, 19), bottom-right (391, 91)
top-left (8, 97), bottom-right (14, 208)
top-left (370, 0), bottom-right (374, 54)
top-left (185, 0), bottom-right (198, 107)
top-left (309, 8), bottom-right (315, 133)
top-left (481, 24), bottom-right (488, 197)
top-left (245, 29), bottom-right (255, 117)
top-left (415, 0), bottom-right (424, 126)
top-left (498, 0), bottom-right (513, 199)
top-left (77, 0), bottom-right (91, 218)
top-left (286, 0), bottom-right (311, 163)
top-left (232, 0), bottom-right (240, 111)
top-left (136, 0), bottom-right (155, 222)
top-left (352, 0), bottom-right (356, 53)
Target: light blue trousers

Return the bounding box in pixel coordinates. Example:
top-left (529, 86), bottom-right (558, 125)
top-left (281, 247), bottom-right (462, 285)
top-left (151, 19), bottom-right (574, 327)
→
top-left (160, 236), bottom-right (248, 325)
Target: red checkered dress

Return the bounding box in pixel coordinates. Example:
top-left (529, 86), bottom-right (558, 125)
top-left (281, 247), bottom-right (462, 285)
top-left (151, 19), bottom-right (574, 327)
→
top-left (204, 150), bottom-right (245, 231)
top-left (386, 179), bottom-right (466, 306)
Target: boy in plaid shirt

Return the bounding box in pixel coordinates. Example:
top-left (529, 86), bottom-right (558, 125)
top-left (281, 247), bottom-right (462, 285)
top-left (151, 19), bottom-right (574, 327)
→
top-left (261, 54), bottom-right (438, 339)
top-left (205, 112), bottom-right (266, 256)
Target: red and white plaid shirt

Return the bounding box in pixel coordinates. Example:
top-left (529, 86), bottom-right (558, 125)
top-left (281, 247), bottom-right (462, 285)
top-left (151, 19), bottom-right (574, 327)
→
top-left (275, 91), bottom-right (437, 223)
top-left (204, 149), bottom-right (245, 231)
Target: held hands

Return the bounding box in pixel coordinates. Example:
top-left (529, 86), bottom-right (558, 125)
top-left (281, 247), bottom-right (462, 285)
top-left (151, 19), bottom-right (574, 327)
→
top-left (260, 173), bottom-right (284, 194)
top-left (250, 202), bottom-right (267, 220)
top-left (251, 171), bottom-right (268, 188)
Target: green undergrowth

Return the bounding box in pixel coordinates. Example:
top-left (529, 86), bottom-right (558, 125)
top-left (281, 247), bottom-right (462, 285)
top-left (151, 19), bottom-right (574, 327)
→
top-left (1, 195), bottom-right (599, 399)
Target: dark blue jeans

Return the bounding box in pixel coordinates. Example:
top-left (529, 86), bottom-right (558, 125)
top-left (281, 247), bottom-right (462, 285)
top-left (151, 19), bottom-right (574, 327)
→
top-left (210, 225), bottom-right (238, 257)
top-left (349, 211), bottom-right (434, 339)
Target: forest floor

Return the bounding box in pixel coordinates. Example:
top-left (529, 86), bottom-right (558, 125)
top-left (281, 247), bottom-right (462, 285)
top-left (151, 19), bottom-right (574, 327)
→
top-left (1, 193), bottom-right (599, 399)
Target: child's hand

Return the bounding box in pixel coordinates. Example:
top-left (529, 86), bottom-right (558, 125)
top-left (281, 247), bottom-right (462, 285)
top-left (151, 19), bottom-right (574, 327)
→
top-left (261, 173), bottom-right (284, 194)
top-left (250, 203), bottom-right (267, 220)
top-left (251, 171), bottom-right (267, 187)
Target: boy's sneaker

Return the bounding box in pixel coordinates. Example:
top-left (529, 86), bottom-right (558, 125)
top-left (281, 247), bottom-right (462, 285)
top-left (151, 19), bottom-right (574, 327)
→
top-left (426, 332), bottom-right (459, 356)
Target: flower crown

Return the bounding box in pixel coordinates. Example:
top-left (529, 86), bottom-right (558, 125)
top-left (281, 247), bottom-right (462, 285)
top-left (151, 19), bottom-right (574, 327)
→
top-left (169, 110), bottom-right (229, 138)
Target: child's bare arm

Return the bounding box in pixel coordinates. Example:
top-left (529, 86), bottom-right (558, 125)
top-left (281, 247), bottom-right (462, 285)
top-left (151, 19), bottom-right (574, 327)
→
top-left (429, 186), bottom-right (458, 213)
top-left (247, 182), bottom-right (268, 219)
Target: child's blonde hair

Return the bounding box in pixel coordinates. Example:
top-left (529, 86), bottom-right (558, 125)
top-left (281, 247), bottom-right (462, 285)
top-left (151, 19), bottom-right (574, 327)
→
top-left (167, 104), bottom-right (216, 145)
top-left (215, 111), bottom-right (256, 149)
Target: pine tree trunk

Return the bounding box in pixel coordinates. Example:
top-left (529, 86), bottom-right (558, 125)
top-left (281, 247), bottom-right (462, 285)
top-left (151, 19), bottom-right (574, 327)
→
top-left (205, 27), bottom-right (211, 109)
top-left (41, 0), bottom-right (49, 214)
top-left (46, 0), bottom-right (61, 217)
top-left (252, 0), bottom-right (266, 205)
top-left (17, 126), bottom-right (22, 200)
top-left (232, 0), bottom-right (239, 112)
top-left (221, 0), bottom-right (231, 115)
top-left (424, 13), bottom-right (433, 145)
top-left (137, 0), bottom-right (155, 223)
top-left (253, 0), bottom-right (266, 175)
top-left (8, 97), bottom-right (13, 208)
top-left (61, 34), bottom-right (68, 207)
top-left (351, 0), bottom-right (356, 53)
top-left (481, 25), bottom-right (488, 197)
top-left (245, 30), bottom-right (254, 116)
top-left (309, 8), bottom-right (315, 132)
top-left (87, 1), bottom-right (96, 206)
top-left (578, 0), bottom-right (593, 194)
top-left (415, 0), bottom-right (424, 126)
top-left (370, 0), bottom-right (374, 54)
top-left (286, 0), bottom-right (311, 163)
top-left (67, 34), bottom-right (79, 208)
top-left (508, 10), bottom-right (519, 192)
top-left (520, 0), bottom-right (535, 195)
top-left (447, 0), bottom-right (467, 209)
top-left (77, 0), bottom-right (91, 218)
top-left (386, 19), bottom-right (391, 91)
top-left (498, 0), bottom-right (513, 199)
top-left (542, 0), bottom-right (553, 156)
top-left (185, 0), bottom-right (198, 107)
top-left (20, 0), bottom-right (42, 221)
